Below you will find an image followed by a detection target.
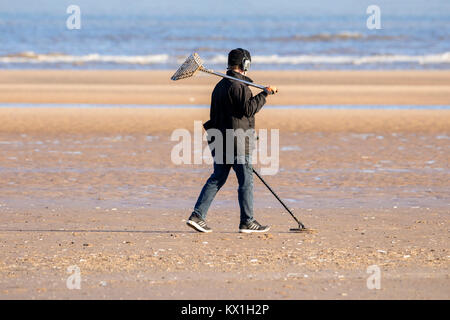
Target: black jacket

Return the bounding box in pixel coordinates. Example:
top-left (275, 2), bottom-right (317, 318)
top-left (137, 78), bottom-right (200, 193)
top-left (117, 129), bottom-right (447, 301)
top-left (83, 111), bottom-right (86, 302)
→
top-left (204, 70), bottom-right (267, 159)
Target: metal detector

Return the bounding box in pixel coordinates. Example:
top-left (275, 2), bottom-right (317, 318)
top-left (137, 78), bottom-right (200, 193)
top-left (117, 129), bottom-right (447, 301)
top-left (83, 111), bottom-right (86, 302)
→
top-left (252, 168), bottom-right (315, 233)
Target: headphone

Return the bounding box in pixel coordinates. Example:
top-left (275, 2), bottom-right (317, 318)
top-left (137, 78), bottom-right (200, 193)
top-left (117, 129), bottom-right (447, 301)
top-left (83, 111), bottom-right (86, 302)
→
top-left (240, 49), bottom-right (251, 72)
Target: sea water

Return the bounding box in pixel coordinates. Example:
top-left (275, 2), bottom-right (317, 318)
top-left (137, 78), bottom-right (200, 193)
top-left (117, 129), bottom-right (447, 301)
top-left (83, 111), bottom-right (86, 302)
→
top-left (0, 0), bottom-right (449, 70)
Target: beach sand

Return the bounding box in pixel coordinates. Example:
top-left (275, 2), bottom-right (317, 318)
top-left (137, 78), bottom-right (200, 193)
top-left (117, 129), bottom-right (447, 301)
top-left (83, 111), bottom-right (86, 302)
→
top-left (0, 70), bottom-right (449, 105)
top-left (0, 71), bottom-right (449, 299)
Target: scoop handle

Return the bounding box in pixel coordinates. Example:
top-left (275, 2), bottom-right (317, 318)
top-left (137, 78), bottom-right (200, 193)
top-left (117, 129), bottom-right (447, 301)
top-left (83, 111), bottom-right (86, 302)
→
top-left (199, 67), bottom-right (267, 90)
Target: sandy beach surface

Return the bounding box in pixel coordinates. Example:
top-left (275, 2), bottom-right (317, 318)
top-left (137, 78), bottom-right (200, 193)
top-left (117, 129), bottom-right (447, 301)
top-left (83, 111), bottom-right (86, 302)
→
top-left (0, 102), bottom-right (449, 299)
top-left (0, 70), bottom-right (450, 106)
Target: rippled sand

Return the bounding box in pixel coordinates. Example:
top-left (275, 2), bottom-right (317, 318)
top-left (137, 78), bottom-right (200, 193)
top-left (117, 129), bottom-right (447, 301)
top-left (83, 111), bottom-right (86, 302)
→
top-left (0, 107), bottom-right (448, 299)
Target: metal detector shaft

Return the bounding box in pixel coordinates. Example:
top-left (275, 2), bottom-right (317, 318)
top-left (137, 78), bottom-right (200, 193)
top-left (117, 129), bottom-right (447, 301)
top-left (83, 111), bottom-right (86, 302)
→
top-left (200, 67), bottom-right (266, 90)
top-left (252, 168), bottom-right (305, 228)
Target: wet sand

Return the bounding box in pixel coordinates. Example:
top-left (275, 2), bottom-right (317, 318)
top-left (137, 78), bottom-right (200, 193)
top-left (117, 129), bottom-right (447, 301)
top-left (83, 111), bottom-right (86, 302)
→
top-left (0, 107), bottom-right (449, 299)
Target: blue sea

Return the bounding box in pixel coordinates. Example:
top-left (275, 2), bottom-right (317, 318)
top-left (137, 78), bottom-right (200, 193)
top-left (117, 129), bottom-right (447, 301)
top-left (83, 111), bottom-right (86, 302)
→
top-left (0, 0), bottom-right (449, 70)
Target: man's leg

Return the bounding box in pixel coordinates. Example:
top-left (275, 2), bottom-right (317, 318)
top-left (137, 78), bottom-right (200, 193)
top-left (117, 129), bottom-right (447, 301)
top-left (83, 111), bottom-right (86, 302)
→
top-left (233, 156), bottom-right (270, 233)
top-left (232, 156), bottom-right (254, 225)
top-left (191, 162), bottom-right (231, 220)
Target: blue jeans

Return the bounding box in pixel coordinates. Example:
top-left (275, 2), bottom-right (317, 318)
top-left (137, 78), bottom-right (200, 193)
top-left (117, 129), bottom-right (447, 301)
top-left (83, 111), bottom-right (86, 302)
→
top-left (191, 155), bottom-right (254, 224)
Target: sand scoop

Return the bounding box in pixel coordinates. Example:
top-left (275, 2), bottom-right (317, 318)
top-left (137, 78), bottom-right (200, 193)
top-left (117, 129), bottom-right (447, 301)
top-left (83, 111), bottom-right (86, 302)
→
top-left (171, 53), bottom-right (267, 90)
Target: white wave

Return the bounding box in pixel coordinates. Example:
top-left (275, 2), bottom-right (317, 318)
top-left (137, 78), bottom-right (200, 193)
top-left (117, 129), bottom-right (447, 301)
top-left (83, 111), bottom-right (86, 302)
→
top-left (0, 52), bottom-right (169, 64)
top-left (210, 53), bottom-right (450, 65)
top-left (1, 51), bottom-right (449, 65)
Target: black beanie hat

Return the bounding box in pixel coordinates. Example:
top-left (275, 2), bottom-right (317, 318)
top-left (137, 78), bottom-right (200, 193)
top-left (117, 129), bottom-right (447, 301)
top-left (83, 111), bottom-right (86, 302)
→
top-left (228, 48), bottom-right (251, 67)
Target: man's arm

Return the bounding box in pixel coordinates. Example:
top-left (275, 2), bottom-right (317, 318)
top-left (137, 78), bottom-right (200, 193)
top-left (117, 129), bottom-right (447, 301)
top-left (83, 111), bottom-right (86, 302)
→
top-left (231, 83), bottom-right (268, 118)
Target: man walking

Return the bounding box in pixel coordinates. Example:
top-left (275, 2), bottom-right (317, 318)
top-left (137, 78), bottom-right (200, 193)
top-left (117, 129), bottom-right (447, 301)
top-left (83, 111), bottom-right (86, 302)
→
top-left (186, 48), bottom-right (278, 233)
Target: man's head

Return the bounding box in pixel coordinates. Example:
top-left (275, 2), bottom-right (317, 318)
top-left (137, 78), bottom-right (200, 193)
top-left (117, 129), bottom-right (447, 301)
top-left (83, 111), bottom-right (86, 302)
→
top-left (228, 48), bottom-right (251, 74)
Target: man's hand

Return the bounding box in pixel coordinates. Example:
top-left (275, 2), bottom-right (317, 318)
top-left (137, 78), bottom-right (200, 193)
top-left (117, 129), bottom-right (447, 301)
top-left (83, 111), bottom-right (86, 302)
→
top-left (264, 86), bottom-right (278, 95)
